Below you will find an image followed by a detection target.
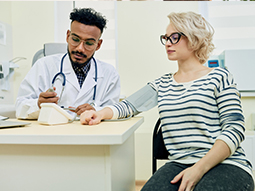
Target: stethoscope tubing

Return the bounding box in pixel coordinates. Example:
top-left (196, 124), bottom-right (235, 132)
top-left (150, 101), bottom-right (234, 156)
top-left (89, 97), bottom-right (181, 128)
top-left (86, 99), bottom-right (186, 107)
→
top-left (52, 53), bottom-right (67, 86)
top-left (92, 56), bottom-right (97, 102)
top-left (52, 53), bottom-right (98, 105)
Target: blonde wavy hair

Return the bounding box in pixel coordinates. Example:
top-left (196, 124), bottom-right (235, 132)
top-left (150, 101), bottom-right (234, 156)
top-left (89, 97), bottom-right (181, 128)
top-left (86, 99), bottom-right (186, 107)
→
top-left (167, 12), bottom-right (215, 64)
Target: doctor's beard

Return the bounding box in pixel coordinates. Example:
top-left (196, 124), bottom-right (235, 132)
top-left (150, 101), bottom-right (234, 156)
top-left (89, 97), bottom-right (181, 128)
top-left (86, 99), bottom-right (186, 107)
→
top-left (68, 49), bottom-right (94, 68)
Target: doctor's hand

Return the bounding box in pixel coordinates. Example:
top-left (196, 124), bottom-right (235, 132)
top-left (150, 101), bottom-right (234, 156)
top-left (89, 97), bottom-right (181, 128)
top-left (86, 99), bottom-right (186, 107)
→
top-left (70, 103), bottom-right (96, 116)
top-left (38, 88), bottom-right (59, 108)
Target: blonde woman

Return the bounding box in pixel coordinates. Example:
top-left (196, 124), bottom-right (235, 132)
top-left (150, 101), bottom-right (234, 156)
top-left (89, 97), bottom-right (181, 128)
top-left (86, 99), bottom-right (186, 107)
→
top-left (80, 12), bottom-right (254, 191)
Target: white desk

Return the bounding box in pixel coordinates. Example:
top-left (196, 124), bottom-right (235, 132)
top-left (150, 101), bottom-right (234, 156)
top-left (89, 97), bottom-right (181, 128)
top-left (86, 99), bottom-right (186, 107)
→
top-left (0, 117), bottom-right (144, 191)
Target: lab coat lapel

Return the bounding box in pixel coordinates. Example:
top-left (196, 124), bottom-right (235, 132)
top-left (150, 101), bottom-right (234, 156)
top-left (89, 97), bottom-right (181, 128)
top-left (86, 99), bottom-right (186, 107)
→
top-left (76, 58), bottom-right (98, 101)
top-left (63, 55), bottom-right (80, 92)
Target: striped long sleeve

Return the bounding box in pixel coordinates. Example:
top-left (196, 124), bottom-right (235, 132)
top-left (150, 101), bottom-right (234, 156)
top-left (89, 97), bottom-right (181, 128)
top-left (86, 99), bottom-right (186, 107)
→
top-left (109, 67), bottom-right (253, 177)
top-left (215, 69), bottom-right (245, 155)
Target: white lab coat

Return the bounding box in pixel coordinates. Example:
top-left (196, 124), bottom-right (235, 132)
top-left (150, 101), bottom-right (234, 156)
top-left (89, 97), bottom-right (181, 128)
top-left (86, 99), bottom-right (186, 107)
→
top-left (15, 53), bottom-right (121, 119)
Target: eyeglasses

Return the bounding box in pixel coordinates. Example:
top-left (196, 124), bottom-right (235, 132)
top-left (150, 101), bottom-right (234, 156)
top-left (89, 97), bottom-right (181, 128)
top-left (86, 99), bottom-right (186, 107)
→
top-left (69, 34), bottom-right (98, 51)
top-left (160, 32), bottom-right (185, 45)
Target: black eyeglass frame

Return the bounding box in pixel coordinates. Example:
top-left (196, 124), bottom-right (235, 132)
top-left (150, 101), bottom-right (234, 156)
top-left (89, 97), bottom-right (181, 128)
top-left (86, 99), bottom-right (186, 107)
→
top-left (160, 32), bottom-right (185, 45)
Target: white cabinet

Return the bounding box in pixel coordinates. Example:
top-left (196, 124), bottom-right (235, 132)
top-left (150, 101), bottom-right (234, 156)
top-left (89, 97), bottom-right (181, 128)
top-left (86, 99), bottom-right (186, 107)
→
top-left (241, 132), bottom-right (255, 169)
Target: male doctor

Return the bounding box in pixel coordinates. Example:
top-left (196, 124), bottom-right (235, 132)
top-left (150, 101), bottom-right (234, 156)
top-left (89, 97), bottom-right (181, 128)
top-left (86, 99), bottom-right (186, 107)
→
top-left (15, 8), bottom-right (120, 119)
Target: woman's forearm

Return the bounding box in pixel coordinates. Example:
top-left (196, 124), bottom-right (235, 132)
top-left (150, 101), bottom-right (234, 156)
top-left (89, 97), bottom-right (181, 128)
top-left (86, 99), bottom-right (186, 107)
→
top-left (80, 107), bottom-right (113, 125)
top-left (171, 139), bottom-right (232, 190)
top-left (98, 107), bottom-right (114, 120)
top-left (194, 139), bottom-right (231, 174)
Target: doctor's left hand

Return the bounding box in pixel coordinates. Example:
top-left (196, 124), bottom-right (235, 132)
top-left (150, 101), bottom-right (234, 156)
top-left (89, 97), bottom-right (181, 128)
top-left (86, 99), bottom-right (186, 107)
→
top-left (70, 103), bottom-right (96, 115)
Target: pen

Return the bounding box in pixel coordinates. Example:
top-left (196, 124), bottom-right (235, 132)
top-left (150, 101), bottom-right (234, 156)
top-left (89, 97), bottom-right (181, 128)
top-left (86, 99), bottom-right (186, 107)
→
top-left (61, 107), bottom-right (76, 111)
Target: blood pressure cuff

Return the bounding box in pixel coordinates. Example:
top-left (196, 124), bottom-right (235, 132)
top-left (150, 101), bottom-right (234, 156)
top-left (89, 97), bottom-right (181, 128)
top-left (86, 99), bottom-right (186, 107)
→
top-left (125, 84), bottom-right (158, 113)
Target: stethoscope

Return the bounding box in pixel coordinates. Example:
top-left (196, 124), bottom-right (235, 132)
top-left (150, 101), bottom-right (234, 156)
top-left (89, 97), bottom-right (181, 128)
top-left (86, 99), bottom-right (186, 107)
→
top-left (50, 53), bottom-right (98, 107)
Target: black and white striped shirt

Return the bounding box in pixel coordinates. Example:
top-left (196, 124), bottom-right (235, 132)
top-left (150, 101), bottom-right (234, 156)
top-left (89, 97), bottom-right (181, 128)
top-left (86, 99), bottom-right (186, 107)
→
top-left (109, 67), bottom-right (253, 177)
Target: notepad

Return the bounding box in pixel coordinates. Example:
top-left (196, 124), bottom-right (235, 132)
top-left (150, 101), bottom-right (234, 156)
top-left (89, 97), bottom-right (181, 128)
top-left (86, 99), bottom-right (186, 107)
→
top-left (0, 120), bottom-right (30, 129)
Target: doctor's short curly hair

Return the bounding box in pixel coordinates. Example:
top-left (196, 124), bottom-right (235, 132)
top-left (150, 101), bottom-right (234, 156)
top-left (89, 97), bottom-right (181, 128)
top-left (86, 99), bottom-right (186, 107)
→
top-left (168, 12), bottom-right (215, 64)
top-left (70, 8), bottom-right (107, 34)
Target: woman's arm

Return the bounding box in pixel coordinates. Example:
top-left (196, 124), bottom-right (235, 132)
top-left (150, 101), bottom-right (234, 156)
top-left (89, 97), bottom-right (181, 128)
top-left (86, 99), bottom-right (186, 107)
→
top-left (80, 107), bottom-right (114, 125)
top-left (171, 139), bottom-right (231, 191)
top-left (171, 69), bottom-right (242, 191)
top-left (80, 84), bottom-right (158, 125)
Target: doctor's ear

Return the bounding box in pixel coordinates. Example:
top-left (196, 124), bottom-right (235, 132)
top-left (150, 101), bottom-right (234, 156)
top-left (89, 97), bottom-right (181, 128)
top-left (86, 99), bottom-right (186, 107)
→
top-left (66, 30), bottom-right (71, 43)
top-left (96, 39), bottom-right (103, 51)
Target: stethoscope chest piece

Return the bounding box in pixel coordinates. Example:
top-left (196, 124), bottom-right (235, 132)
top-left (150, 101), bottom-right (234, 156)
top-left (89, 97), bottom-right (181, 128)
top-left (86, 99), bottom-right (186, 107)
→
top-left (90, 102), bottom-right (96, 107)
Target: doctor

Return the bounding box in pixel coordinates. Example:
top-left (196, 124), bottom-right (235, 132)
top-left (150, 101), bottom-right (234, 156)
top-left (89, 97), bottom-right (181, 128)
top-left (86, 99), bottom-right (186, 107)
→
top-left (15, 8), bottom-right (121, 119)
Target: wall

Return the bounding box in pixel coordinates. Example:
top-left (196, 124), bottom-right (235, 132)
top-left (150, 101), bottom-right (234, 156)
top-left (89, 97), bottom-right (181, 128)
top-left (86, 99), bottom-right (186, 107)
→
top-left (207, 1), bottom-right (255, 55)
top-left (0, 2), bottom-right (12, 24)
top-left (9, 1), bottom-right (55, 101)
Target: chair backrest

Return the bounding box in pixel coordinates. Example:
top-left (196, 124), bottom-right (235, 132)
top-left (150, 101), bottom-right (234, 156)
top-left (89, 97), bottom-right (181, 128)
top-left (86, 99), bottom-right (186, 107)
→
top-left (152, 118), bottom-right (169, 174)
top-left (32, 43), bottom-right (67, 66)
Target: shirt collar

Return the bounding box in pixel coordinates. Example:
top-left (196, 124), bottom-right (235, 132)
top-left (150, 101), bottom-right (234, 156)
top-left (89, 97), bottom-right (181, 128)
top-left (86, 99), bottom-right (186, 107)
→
top-left (72, 60), bottom-right (91, 74)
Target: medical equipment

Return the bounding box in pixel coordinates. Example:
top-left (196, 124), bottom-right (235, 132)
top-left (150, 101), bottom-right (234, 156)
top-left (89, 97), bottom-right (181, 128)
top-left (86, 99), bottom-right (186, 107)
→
top-left (219, 49), bottom-right (255, 96)
top-left (126, 84), bottom-right (158, 112)
top-left (49, 53), bottom-right (67, 103)
top-left (38, 103), bottom-right (74, 125)
top-left (206, 49), bottom-right (255, 97)
top-left (206, 55), bottom-right (224, 68)
top-left (50, 53), bottom-right (98, 106)
top-left (104, 84), bottom-right (158, 122)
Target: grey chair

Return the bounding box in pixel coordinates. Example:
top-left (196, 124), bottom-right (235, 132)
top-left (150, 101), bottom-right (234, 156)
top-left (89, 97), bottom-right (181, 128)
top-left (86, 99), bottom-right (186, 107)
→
top-left (32, 43), bottom-right (67, 66)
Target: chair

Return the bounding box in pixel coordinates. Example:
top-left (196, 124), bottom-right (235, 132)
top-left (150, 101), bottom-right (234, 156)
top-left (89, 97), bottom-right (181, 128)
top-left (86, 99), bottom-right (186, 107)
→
top-left (32, 43), bottom-right (67, 66)
top-left (152, 118), bottom-right (169, 174)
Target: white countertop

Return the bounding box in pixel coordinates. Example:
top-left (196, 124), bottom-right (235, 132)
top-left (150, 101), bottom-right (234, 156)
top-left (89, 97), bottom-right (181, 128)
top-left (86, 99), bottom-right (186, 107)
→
top-left (0, 117), bottom-right (144, 145)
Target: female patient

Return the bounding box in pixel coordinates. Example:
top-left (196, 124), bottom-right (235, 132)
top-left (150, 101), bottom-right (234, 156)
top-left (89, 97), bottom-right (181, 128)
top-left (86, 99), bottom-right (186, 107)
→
top-left (80, 12), bottom-right (254, 191)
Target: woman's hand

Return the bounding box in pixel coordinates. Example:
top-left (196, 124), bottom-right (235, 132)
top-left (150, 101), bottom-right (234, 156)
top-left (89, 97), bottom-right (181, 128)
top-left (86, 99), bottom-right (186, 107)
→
top-left (171, 165), bottom-right (205, 191)
top-left (80, 107), bottom-right (114, 125)
top-left (171, 139), bottom-right (231, 191)
top-left (80, 110), bottom-right (102, 125)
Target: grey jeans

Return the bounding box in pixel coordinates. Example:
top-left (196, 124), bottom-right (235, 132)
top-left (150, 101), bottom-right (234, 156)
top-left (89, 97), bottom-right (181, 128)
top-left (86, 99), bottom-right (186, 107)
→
top-left (141, 162), bottom-right (254, 191)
